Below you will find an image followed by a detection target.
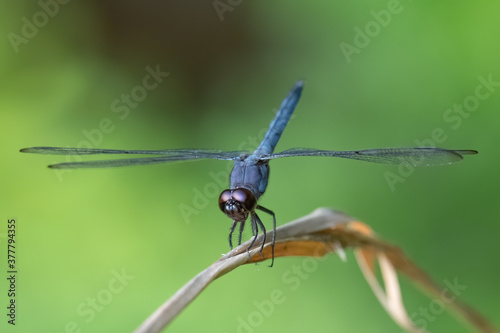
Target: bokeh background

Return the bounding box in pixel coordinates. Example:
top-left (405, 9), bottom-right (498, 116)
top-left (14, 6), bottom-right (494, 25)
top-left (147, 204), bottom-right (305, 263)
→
top-left (1, 1), bottom-right (499, 332)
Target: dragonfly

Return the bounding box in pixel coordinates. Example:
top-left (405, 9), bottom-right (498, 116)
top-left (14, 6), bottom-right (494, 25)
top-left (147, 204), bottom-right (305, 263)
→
top-left (20, 81), bottom-right (477, 266)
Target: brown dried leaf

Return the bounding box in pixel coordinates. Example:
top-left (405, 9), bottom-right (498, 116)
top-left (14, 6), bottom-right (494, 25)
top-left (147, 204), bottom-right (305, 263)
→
top-left (135, 208), bottom-right (497, 333)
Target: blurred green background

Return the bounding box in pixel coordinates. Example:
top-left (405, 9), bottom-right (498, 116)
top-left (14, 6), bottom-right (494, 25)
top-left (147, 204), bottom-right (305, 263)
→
top-left (1, 1), bottom-right (499, 332)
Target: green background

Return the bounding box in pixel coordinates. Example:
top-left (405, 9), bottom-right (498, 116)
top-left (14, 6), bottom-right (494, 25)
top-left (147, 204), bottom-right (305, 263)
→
top-left (1, 1), bottom-right (499, 332)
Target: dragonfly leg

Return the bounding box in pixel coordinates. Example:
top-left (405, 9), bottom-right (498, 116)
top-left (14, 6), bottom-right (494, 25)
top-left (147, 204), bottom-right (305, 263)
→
top-left (246, 213), bottom-right (259, 261)
top-left (238, 220), bottom-right (246, 246)
top-left (257, 205), bottom-right (276, 267)
top-left (228, 220), bottom-right (237, 250)
top-left (253, 212), bottom-right (267, 258)
top-left (251, 214), bottom-right (258, 237)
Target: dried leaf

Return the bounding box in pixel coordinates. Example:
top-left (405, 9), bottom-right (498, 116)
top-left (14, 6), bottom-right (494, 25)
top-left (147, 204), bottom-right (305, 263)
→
top-left (134, 208), bottom-right (497, 333)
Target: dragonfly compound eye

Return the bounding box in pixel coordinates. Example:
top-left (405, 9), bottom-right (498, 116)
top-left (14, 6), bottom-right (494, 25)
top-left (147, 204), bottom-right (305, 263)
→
top-left (232, 188), bottom-right (257, 211)
top-left (218, 189), bottom-right (232, 212)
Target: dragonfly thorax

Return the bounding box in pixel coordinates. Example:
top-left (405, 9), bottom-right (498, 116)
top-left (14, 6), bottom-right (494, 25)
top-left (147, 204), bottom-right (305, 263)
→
top-left (218, 188), bottom-right (257, 222)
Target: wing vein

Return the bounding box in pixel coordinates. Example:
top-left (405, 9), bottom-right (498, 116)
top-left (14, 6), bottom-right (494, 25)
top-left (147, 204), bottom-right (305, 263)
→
top-left (262, 147), bottom-right (478, 166)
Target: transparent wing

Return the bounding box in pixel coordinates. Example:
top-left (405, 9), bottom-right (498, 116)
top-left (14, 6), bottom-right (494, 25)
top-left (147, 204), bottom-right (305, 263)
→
top-left (262, 147), bottom-right (478, 166)
top-left (20, 146), bottom-right (247, 169)
top-left (19, 146), bottom-right (244, 156)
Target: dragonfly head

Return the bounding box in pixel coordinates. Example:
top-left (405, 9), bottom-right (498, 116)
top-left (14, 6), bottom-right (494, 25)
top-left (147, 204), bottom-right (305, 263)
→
top-left (219, 188), bottom-right (257, 222)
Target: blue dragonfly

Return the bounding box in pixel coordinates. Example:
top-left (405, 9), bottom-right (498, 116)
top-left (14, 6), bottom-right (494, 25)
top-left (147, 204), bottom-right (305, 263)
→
top-left (20, 81), bottom-right (477, 266)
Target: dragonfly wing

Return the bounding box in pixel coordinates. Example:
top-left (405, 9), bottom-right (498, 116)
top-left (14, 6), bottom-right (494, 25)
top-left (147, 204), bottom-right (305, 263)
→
top-left (263, 147), bottom-right (478, 166)
top-left (19, 146), bottom-right (243, 156)
top-left (33, 151), bottom-right (245, 169)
